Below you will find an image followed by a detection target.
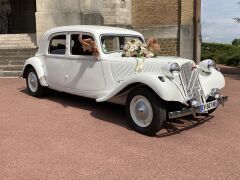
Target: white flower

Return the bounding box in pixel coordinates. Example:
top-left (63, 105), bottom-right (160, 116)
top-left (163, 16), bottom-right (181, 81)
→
top-left (146, 52), bottom-right (154, 58)
top-left (129, 47), bottom-right (135, 52)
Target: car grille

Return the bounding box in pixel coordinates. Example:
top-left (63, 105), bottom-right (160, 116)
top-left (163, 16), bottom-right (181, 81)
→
top-left (180, 62), bottom-right (205, 104)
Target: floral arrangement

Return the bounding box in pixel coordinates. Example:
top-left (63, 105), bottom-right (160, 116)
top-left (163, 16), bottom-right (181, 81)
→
top-left (122, 37), bottom-right (161, 72)
top-left (122, 39), bottom-right (154, 58)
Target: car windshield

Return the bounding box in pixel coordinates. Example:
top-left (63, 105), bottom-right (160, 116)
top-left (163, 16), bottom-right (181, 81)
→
top-left (101, 35), bottom-right (143, 54)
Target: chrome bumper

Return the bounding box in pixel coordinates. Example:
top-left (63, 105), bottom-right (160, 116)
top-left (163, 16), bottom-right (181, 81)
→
top-left (168, 96), bottom-right (228, 119)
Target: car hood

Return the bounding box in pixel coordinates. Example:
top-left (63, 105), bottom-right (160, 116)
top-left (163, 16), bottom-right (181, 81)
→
top-left (103, 55), bottom-right (194, 82)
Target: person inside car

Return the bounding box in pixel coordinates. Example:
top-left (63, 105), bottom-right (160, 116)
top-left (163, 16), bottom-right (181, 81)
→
top-left (78, 33), bottom-right (99, 57)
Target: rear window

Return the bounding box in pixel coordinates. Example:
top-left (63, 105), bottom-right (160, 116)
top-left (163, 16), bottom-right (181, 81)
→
top-left (48, 35), bottom-right (66, 55)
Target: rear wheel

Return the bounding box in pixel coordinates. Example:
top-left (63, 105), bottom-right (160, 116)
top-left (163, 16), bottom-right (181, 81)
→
top-left (126, 86), bottom-right (166, 136)
top-left (26, 68), bottom-right (44, 97)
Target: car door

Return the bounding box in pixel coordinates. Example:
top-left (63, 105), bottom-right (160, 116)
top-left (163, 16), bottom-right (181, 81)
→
top-left (44, 33), bottom-right (69, 90)
top-left (66, 33), bottom-right (105, 91)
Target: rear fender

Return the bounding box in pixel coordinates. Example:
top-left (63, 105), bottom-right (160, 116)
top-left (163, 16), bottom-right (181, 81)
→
top-left (22, 57), bottom-right (48, 87)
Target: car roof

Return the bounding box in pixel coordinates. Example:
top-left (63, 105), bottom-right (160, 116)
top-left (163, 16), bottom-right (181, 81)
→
top-left (44, 25), bottom-right (142, 37)
top-left (37, 25), bottom-right (143, 55)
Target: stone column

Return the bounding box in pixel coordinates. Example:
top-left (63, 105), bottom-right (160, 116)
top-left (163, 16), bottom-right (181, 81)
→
top-left (179, 0), bottom-right (201, 62)
top-left (80, 0), bottom-right (104, 25)
top-left (35, 0), bottom-right (81, 43)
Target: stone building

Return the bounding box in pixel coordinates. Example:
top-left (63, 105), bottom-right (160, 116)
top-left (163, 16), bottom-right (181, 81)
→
top-left (0, 0), bottom-right (201, 76)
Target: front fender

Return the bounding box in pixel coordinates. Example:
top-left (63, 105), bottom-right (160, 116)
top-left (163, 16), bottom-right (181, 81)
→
top-left (199, 68), bottom-right (225, 95)
top-left (96, 73), bottom-right (187, 104)
top-left (23, 57), bottom-right (48, 87)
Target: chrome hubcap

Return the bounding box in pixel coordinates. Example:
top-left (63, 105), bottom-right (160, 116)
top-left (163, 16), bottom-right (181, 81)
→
top-left (130, 95), bottom-right (153, 128)
top-left (135, 101), bottom-right (149, 121)
top-left (28, 72), bottom-right (38, 92)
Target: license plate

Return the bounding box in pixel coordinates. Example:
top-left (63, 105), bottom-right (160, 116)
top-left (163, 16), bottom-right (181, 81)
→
top-left (199, 100), bottom-right (218, 113)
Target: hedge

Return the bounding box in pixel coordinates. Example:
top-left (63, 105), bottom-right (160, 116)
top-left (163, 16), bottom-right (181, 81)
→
top-left (201, 42), bottom-right (240, 66)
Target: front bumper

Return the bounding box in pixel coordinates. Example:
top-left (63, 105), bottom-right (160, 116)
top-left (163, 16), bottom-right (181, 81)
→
top-left (168, 96), bottom-right (228, 119)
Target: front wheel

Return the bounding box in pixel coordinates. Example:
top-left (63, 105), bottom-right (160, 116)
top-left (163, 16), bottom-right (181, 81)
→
top-left (126, 87), bottom-right (166, 136)
top-left (26, 68), bottom-right (44, 97)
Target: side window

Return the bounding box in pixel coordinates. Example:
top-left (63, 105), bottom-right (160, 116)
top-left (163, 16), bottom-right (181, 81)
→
top-left (102, 36), bottom-right (120, 53)
top-left (71, 34), bottom-right (94, 56)
top-left (49, 35), bottom-right (66, 55)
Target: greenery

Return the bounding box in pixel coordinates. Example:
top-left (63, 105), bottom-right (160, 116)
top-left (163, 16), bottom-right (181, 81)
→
top-left (232, 38), bottom-right (240, 46)
top-left (201, 42), bottom-right (240, 67)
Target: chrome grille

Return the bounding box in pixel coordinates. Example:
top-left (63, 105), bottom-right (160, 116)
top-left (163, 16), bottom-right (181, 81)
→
top-left (180, 62), bottom-right (205, 104)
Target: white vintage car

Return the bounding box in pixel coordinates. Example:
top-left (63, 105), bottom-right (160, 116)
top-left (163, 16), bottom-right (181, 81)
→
top-left (22, 25), bottom-right (228, 135)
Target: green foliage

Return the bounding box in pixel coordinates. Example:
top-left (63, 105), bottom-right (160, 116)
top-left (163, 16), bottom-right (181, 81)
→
top-left (232, 39), bottom-right (240, 46)
top-left (201, 42), bottom-right (240, 67)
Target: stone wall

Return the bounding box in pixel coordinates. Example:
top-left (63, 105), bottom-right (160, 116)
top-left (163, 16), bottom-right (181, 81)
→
top-left (136, 26), bottom-right (179, 56)
top-left (132, 0), bottom-right (179, 56)
top-left (36, 0), bottom-right (132, 42)
top-left (36, 0), bottom-right (80, 42)
top-left (132, 0), bottom-right (179, 28)
top-left (36, 0), bottom-right (104, 42)
top-left (102, 0), bottom-right (131, 26)
top-left (179, 0), bottom-right (195, 60)
top-left (158, 38), bottom-right (178, 56)
top-left (181, 0), bottom-right (194, 25)
top-left (34, 0), bottom-right (201, 61)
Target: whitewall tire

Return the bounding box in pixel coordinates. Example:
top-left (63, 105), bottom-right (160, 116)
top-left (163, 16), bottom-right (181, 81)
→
top-left (26, 68), bottom-right (44, 97)
top-left (126, 86), bottom-right (166, 136)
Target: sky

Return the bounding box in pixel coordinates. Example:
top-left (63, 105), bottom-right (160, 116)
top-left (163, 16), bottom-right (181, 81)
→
top-left (202, 0), bottom-right (240, 43)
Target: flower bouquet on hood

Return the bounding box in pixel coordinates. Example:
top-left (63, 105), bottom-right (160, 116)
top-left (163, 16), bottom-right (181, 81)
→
top-left (122, 39), bottom-right (154, 58)
top-left (122, 37), bottom-right (161, 73)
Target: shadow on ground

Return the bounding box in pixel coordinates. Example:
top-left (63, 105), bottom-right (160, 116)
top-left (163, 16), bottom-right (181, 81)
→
top-left (156, 115), bottom-right (213, 138)
top-left (19, 88), bottom-right (214, 137)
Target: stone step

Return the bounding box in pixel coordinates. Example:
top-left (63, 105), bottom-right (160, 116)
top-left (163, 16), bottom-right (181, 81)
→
top-left (0, 34), bottom-right (36, 47)
top-left (0, 47), bottom-right (37, 51)
top-left (0, 45), bottom-right (36, 49)
top-left (0, 70), bottom-right (22, 77)
top-left (0, 45), bottom-right (37, 77)
top-left (0, 65), bottom-right (23, 71)
top-left (0, 60), bottom-right (26, 66)
top-left (0, 52), bottom-right (35, 57)
top-left (0, 34), bottom-right (35, 40)
top-left (0, 40), bottom-right (34, 45)
top-left (0, 33), bottom-right (36, 37)
top-left (0, 38), bottom-right (34, 42)
top-left (0, 56), bottom-right (27, 60)
top-left (0, 48), bottom-right (37, 57)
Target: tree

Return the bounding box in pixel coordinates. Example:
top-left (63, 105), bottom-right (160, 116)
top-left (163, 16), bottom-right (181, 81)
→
top-left (232, 39), bottom-right (240, 46)
top-left (233, 18), bottom-right (240, 23)
top-left (233, 2), bottom-right (240, 23)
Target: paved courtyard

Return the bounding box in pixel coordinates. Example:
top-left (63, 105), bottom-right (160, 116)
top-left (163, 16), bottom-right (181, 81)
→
top-left (0, 76), bottom-right (239, 179)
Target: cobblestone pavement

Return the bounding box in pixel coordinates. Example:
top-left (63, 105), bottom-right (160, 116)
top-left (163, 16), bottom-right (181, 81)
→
top-left (0, 76), bottom-right (239, 179)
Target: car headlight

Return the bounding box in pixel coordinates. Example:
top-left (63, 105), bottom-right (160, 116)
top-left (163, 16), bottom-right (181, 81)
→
top-left (170, 63), bottom-right (181, 77)
top-left (199, 59), bottom-right (216, 72)
top-left (208, 59), bottom-right (216, 69)
top-left (210, 88), bottom-right (220, 99)
top-left (162, 62), bottom-right (181, 78)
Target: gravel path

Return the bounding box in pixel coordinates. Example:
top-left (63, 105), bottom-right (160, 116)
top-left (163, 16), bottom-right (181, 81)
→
top-left (0, 77), bottom-right (239, 179)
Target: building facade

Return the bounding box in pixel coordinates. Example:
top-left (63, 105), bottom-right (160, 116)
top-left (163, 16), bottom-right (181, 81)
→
top-left (0, 0), bottom-right (201, 62)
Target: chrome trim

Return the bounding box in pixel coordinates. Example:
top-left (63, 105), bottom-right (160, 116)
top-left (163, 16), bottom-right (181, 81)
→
top-left (180, 62), bottom-right (205, 104)
top-left (168, 96), bottom-right (228, 119)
